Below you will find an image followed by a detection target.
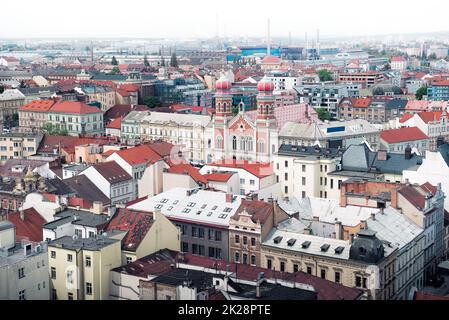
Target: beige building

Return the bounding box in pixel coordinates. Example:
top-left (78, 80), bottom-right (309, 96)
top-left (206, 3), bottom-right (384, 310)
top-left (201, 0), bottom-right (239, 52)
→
top-left (18, 100), bottom-right (57, 133)
top-left (0, 133), bottom-right (43, 162)
top-left (0, 89), bottom-right (25, 129)
top-left (101, 209), bottom-right (181, 265)
top-left (121, 111), bottom-right (211, 163)
top-left (48, 234), bottom-right (122, 300)
top-left (274, 145), bottom-right (342, 200)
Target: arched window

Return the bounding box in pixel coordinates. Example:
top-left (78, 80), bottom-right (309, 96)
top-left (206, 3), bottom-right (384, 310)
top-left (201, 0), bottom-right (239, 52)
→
top-left (258, 139), bottom-right (265, 153)
top-left (265, 104), bottom-right (270, 114)
top-left (216, 136), bottom-right (223, 149)
top-left (232, 136), bottom-right (237, 150)
top-left (223, 103), bottom-right (227, 113)
top-left (207, 139), bottom-right (211, 148)
top-left (247, 137), bottom-right (253, 151)
top-left (239, 136), bottom-right (245, 151)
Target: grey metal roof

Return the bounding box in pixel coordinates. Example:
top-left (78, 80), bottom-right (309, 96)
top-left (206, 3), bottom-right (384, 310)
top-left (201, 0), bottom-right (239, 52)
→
top-left (277, 144), bottom-right (342, 158)
top-left (438, 143), bottom-right (449, 167)
top-left (0, 221), bottom-right (15, 232)
top-left (340, 143), bottom-right (423, 175)
top-left (49, 235), bottom-right (118, 251)
top-left (43, 209), bottom-right (108, 230)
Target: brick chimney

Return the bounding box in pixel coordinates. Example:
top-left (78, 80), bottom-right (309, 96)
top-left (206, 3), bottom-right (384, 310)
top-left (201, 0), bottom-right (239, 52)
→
top-left (226, 194), bottom-right (234, 203)
top-left (377, 150), bottom-right (387, 161)
top-left (335, 221), bottom-right (343, 240)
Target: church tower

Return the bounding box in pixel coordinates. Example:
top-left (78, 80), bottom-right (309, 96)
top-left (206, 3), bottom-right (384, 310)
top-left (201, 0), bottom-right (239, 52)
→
top-left (256, 76), bottom-right (276, 126)
top-left (215, 75), bottom-right (233, 123)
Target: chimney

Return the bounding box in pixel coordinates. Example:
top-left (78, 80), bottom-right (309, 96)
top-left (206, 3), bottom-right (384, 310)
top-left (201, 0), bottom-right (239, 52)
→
top-left (335, 221), bottom-right (343, 240)
top-left (371, 212), bottom-right (376, 221)
top-left (256, 272), bottom-right (265, 299)
top-left (76, 205), bottom-right (80, 211)
top-left (20, 209), bottom-right (25, 221)
top-left (303, 227), bottom-right (312, 235)
top-left (226, 194), bottom-right (233, 203)
top-left (349, 233), bottom-right (354, 244)
top-left (405, 146), bottom-right (412, 160)
top-left (380, 207), bottom-right (384, 215)
top-left (360, 220), bottom-right (367, 230)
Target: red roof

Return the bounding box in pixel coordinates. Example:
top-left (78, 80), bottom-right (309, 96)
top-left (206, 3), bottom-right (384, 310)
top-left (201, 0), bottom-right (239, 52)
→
top-left (38, 135), bottom-right (116, 155)
top-left (235, 199), bottom-right (274, 224)
top-left (145, 141), bottom-right (176, 158)
top-left (418, 111), bottom-right (449, 123)
top-left (415, 291), bottom-right (449, 300)
top-left (203, 172), bottom-right (234, 182)
top-left (262, 56), bottom-right (282, 64)
top-left (391, 56), bottom-right (406, 62)
top-left (349, 97), bottom-right (372, 108)
top-left (49, 101), bottom-right (102, 115)
top-left (171, 104), bottom-right (204, 113)
top-left (19, 99), bottom-right (57, 112)
top-left (116, 89), bottom-right (132, 97)
top-left (431, 80), bottom-right (449, 86)
top-left (380, 127), bottom-right (428, 144)
top-left (182, 254), bottom-right (363, 300)
top-left (111, 145), bottom-right (162, 166)
top-left (398, 185), bottom-right (427, 211)
top-left (399, 113), bottom-right (414, 123)
top-left (7, 208), bottom-right (46, 242)
top-left (208, 160), bottom-right (273, 179)
top-left (103, 208), bottom-right (154, 252)
top-left (167, 163), bottom-right (208, 185)
top-left (119, 84), bottom-right (140, 92)
top-left (106, 117), bottom-right (122, 129)
top-left (421, 182), bottom-right (437, 195)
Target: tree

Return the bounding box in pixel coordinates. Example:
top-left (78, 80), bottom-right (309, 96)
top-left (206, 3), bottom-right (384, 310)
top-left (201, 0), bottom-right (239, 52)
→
top-left (41, 123), bottom-right (68, 136)
top-left (143, 55), bottom-right (150, 67)
top-left (232, 105), bottom-right (239, 116)
top-left (318, 69), bottom-right (333, 82)
top-left (316, 108), bottom-right (332, 121)
top-left (428, 53), bottom-right (437, 60)
top-left (416, 86), bottom-right (428, 100)
top-left (109, 66), bottom-right (121, 75)
top-left (111, 56), bottom-right (118, 65)
top-left (170, 52), bottom-right (178, 68)
top-left (143, 96), bottom-right (161, 108)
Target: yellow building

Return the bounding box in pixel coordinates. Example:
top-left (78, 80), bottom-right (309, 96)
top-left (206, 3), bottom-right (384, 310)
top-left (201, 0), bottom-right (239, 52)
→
top-left (102, 209), bottom-right (181, 265)
top-left (48, 233), bottom-right (122, 300)
top-left (0, 133), bottom-right (43, 162)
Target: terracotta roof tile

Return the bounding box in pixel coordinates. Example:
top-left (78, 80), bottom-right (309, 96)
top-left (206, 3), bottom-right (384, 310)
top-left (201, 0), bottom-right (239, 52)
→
top-left (380, 127), bottom-right (429, 144)
top-left (7, 208), bottom-right (46, 242)
top-left (49, 101), bottom-right (102, 115)
top-left (208, 160), bottom-right (273, 179)
top-left (112, 145), bottom-right (163, 166)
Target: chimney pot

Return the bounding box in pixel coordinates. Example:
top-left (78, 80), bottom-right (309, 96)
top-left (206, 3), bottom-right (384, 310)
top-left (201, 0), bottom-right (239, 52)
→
top-left (349, 233), bottom-right (354, 244)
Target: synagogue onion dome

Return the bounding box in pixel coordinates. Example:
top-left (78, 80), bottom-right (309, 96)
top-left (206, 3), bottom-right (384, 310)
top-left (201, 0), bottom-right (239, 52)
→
top-left (216, 75), bottom-right (232, 92)
top-left (257, 76), bottom-right (275, 93)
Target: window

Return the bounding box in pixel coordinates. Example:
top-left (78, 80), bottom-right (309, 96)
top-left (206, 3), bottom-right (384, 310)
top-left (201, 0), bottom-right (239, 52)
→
top-left (293, 264), bottom-right (299, 273)
top-left (191, 227), bottom-right (198, 237)
top-left (249, 179), bottom-right (255, 186)
top-left (51, 267), bottom-right (56, 279)
top-left (306, 266), bottom-right (312, 275)
top-left (280, 261), bottom-right (285, 272)
top-left (126, 257), bottom-right (133, 264)
top-left (235, 235), bottom-right (240, 244)
top-left (18, 267), bottom-right (25, 279)
top-left (88, 231), bottom-right (95, 238)
top-left (235, 252), bottom-right (240, 263)
top-left (285, 160), bottom-right (288, 168)
top-left (208, 229), bottom-right (214, 240)
top-left (187, 202), bottom-right (196, 207)
top-left (335, 271), bottom-right (341, 284)
top-left (302, 177), bottom-right (306, 185)
top-left (19, 290), bottom-right (26, 300)
top-left (68, 293), bottom-right (73, 300)
top-left (251, 237), bottom-right (256, 246)
top-left (86, 282), bottom-right (93, 295)
top-left (67, 270), bottom-right (73, 284)
top-left (181, 242), bottom-right (189, 252)
top-left (240, 178), bottom-right (245, 184)
top-left (330, 179), bottom-right (334, 189)
top-left (251, 255), bottom-right (256, 266)
top-left (355, 276), bottom-right (368, 288)
top-left (284, 173), bottom-right (288, 181)
top-left (267, 259), bottom-right (272, 270)
top-left (215, 231), bottom-right (222, 242)
top-left (192, 244), bottom-right (198, 254)
top-left (302, 165), bottom-right (306, 172)
top-left (51, 251), bottom-right (56, 259)
top-left (182, 208), bottom-right (191, 213)
top-left (67, 254), bottom-right (73, 262)
top-left (321, 269), bottom-right (326, 279)
top-left (285, 186), bottom-right (288, 194)
top-left (198, 245), bottom-right (205, 256)
top-left (243, 236), bottom-right (248, 245)
top-left (51, 289), bottom-right (57, 300)
top-left (198, 228), bottom-right (205, 239)
top-left (85, 256), bottom-right (91, 267)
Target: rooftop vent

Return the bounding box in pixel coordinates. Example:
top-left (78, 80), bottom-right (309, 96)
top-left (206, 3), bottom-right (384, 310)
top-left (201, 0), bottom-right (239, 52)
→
top-left (287, 239), bottom-right (296, 246)
top-left (273, 236), bottom-right (283, 244)
top-left (334, 246), bottom-right (345, 254)
top-left (320, 244), bottom-right (330, 252)
top-left (301, 241), bottom-right (311, 248)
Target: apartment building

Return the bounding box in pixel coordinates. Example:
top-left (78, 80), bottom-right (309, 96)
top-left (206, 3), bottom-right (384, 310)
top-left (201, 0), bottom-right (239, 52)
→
top-left (0, 133), bottom-right (43, 161)
top-left (274, 144), bottom-right (342, 200)
top-left (47, 234), bottom-right (122, 300)
top-left (18, 99), bottom-right (57, 133)
top-left (0, 221), bottom-right (49, 300)
top-left (0, 89), bottom-right (25, 129)
top-left (380, 127), bottom-right (430, 155)
top-left (47, 101), bottom-right (104, 136)
top-left (338, 72), bottom-right (384, 88)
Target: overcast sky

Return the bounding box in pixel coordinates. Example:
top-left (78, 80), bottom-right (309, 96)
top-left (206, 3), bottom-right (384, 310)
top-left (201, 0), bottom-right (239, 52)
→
top-left (1, 0), bottom-right (449, 39)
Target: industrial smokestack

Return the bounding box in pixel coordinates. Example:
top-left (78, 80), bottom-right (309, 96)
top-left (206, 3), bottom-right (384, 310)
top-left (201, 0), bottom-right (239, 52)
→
top-left (316, 29), bottom-right (320, 57)
top-left (267, 18), bottom-right (271, 57)
top-left (305, 31), bottom-right (308, 59)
